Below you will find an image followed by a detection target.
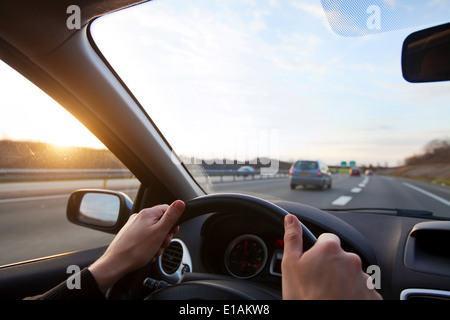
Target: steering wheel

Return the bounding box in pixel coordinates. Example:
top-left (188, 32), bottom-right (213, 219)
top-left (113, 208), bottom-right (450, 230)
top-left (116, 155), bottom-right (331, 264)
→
top-left (108, 193), bottom-right (316, 300)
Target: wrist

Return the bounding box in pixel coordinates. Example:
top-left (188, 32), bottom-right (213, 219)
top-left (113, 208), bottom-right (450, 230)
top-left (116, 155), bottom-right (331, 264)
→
top-left (88, 256), bottom-right (129, 294)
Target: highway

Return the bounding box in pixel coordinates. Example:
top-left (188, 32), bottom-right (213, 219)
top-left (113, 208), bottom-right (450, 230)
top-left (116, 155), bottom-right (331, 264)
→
top-left (0, 179), bottom-right (138, 266)
top-left (0, 174), bottom-right (449, 266)
top-left (213, 174), bottom-right (450, 216)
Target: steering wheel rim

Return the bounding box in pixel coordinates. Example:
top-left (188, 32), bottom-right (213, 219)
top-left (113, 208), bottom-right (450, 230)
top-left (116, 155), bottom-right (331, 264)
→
top-left (179, 193), bottom-right (316, 249)
top-left (108, 193), bottom-right (316, 300)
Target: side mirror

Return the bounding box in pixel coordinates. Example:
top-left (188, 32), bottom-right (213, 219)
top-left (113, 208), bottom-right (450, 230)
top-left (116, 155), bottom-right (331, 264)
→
top-left (402, 22), bottom-right (450, 83)
top-left (67, 189), bottom-right (132, 234)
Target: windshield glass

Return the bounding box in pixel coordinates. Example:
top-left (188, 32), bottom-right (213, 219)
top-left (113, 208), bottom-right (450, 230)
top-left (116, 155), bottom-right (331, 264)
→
top-left (295, 161), bottom-right (319, 171)
top-left (91, 0), bottom-right (450, 219)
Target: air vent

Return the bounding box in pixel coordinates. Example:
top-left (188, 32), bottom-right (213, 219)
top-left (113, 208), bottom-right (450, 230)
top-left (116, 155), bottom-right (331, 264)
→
top-left (401, 289), bottom-right (450, 300)
top-left (161, 240), bottom-right (183, 274)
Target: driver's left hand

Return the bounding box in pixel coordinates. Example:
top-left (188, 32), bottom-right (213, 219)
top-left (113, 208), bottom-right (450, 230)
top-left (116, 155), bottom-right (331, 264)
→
top-left (88, 200), bottom-right (185, 293)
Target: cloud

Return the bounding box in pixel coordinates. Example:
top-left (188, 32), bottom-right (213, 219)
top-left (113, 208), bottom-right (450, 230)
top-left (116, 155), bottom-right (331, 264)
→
top-left (382, 0), bottom-right (398, 9)
top-left (291, 0), bottom-right (326, 19)
top-left (427, 0), bottom-right (449, 7)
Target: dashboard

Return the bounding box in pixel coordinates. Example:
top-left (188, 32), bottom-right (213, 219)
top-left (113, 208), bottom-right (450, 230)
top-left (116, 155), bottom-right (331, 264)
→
top-left (154, 203), bottom-right (379, 295)
top-left (201, 213), bottom-right (284, 285)
top-left (157, 212), bottom-right (285, 290)
top-left (155, 200), bottom-right (450, 300)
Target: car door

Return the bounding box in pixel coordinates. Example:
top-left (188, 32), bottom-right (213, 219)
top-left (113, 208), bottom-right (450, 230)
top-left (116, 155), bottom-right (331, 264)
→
top-left (0, 60), bottom-right (141, 299)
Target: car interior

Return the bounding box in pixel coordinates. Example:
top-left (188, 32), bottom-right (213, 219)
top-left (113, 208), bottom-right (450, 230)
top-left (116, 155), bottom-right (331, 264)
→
top-left (0, 0), bottom-right (449, 301)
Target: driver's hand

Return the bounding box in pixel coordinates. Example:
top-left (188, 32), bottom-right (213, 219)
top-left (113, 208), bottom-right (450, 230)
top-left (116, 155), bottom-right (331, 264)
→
top-left (88, 200), bottom-right (185, 293)
top-left (281, 214), bottom-right (382, 300)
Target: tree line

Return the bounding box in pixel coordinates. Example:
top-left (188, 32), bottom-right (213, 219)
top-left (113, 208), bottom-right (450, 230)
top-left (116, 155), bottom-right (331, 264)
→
top-left (0, 140), bottom-right (125, 169)
top-left (0, 140), bottom-right (292, 170)
top-left (405, 139), bottom-right (450, 165)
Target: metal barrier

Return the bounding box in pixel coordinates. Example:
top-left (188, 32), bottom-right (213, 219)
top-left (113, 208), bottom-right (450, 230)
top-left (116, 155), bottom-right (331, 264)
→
top-left (0, 168), bottom-right (289, 183)
top-left (203, 169), bottom-right (290, 183)
top-left (0, 169), bottom-right (134, 181)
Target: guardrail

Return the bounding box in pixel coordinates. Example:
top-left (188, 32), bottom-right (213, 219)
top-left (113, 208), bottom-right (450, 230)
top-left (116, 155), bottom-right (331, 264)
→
top-left (0, 168), bottom-right (289, 183)
top-left (0, 169), bottom-right (134, 181)
top-left (203, 169), bottom-right (290, 182)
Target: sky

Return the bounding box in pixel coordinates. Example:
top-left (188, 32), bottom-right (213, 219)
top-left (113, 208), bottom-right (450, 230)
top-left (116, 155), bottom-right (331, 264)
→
top-left (0, 60), bottom-right (105, 149)
top-left (1, 0), bottom-right (449, 167)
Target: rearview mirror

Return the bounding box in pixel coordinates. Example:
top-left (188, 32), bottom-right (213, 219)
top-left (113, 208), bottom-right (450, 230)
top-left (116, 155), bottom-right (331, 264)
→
top-left (402, 22), bottom-right (450, 83)
top-left (67, 189), bottom-right (132, 234)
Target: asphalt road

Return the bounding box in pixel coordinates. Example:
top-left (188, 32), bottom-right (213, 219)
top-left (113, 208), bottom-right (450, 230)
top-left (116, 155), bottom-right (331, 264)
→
top-left (212, 174), bottom-right (450, 218)
top-left (0, 174), bottom-right (449, 266)
top-left (0, 179), bottom-right (138, 266)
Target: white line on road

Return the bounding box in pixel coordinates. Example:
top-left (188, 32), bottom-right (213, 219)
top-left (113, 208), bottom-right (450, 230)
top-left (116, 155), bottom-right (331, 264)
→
top-left (332, 196), bottom-right (352, 206)
top-left (331, 176), bottom-right (369, 206)
top-left (0, 194), bottom-right (69, 204)
top-left (359, 176), bottom-right (370, 188)
top-left (402, 182), bottom-right (450, 207)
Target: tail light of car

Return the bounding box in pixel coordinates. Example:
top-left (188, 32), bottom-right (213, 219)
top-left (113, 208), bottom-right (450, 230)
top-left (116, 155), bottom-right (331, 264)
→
top-left (316, 170), bottom-right (322, 177)
top-left (289, 167), bottom-right (293, 176)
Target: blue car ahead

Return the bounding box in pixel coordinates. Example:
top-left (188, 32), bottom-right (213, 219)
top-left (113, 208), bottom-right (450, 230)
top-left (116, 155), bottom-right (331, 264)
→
top-left (289, 160), bottom-right (332, 190)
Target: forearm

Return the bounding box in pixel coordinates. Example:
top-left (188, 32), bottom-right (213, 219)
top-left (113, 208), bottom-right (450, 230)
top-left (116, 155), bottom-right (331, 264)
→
top-left (88, 256), bottom-right (129, 294)
top-left (26, 267), bottom-right (105, 300)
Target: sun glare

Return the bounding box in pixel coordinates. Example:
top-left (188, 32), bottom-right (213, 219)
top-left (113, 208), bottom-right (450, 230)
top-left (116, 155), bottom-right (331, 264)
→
top-left (1, 60), bottom-right (105, 150)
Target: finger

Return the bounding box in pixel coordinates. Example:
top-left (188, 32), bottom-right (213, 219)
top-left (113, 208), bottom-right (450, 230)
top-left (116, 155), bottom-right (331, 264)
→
top-left (171, 225), bottom-right (180, 235)
top-left (315, 233), bottom-right (341, 249)
top-left (157, 200), bottom-right (185, 231)
top-left (283, 214), bottom-right (303, 261)
top-left (313, 233), bottom-right (343, 257)
top-left (152, 247), bottom-right (164, 262)
top-left (127, 212), bottom-right (138, 221)
top-left (139, 204), bottom-right (169, 222)
top-left (345, 251), bottom-right (363, 271)
top-left (160, 232), bottom-right (174, 250)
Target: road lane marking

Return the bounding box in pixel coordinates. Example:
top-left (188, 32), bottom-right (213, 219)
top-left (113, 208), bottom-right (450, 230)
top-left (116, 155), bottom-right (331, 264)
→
top-left (402, 182), bottom-right (450, 207)
top-left (351, 187), bottom-right (362, 193)
top-left (0, 194), bottom-right (69, 204)
top-left (359, 176), bottom-right (370, 188)
top-left (332, 196), bottom-right (352, 206)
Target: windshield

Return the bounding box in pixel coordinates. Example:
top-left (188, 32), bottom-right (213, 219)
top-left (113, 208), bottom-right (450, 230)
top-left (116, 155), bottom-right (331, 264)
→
top-left (295, 161), bottom-right (319, 171)
top-left (91, 0), bottom-right (450, 219)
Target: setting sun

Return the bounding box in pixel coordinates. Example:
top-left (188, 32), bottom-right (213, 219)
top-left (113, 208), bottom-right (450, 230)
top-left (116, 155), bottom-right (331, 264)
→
top-left (0, 60), bottom-right (105, 150)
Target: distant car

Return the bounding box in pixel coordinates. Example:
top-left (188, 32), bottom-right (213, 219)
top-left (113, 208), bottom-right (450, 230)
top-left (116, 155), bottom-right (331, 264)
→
top-left (349, 167), bottom-right (361, 176)
top-left (289, 160), bottom-right (332, 190)
top-left (365, 169), bottom-right (374, 176)
top-left (237, 166), bottom-right (255, 177)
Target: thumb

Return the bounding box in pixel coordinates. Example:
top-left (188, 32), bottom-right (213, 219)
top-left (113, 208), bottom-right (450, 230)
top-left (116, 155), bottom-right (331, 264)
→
top-left (157, 200), bottom-right (185, 232)
top-left (283, 214), bottom-right (303, 261)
